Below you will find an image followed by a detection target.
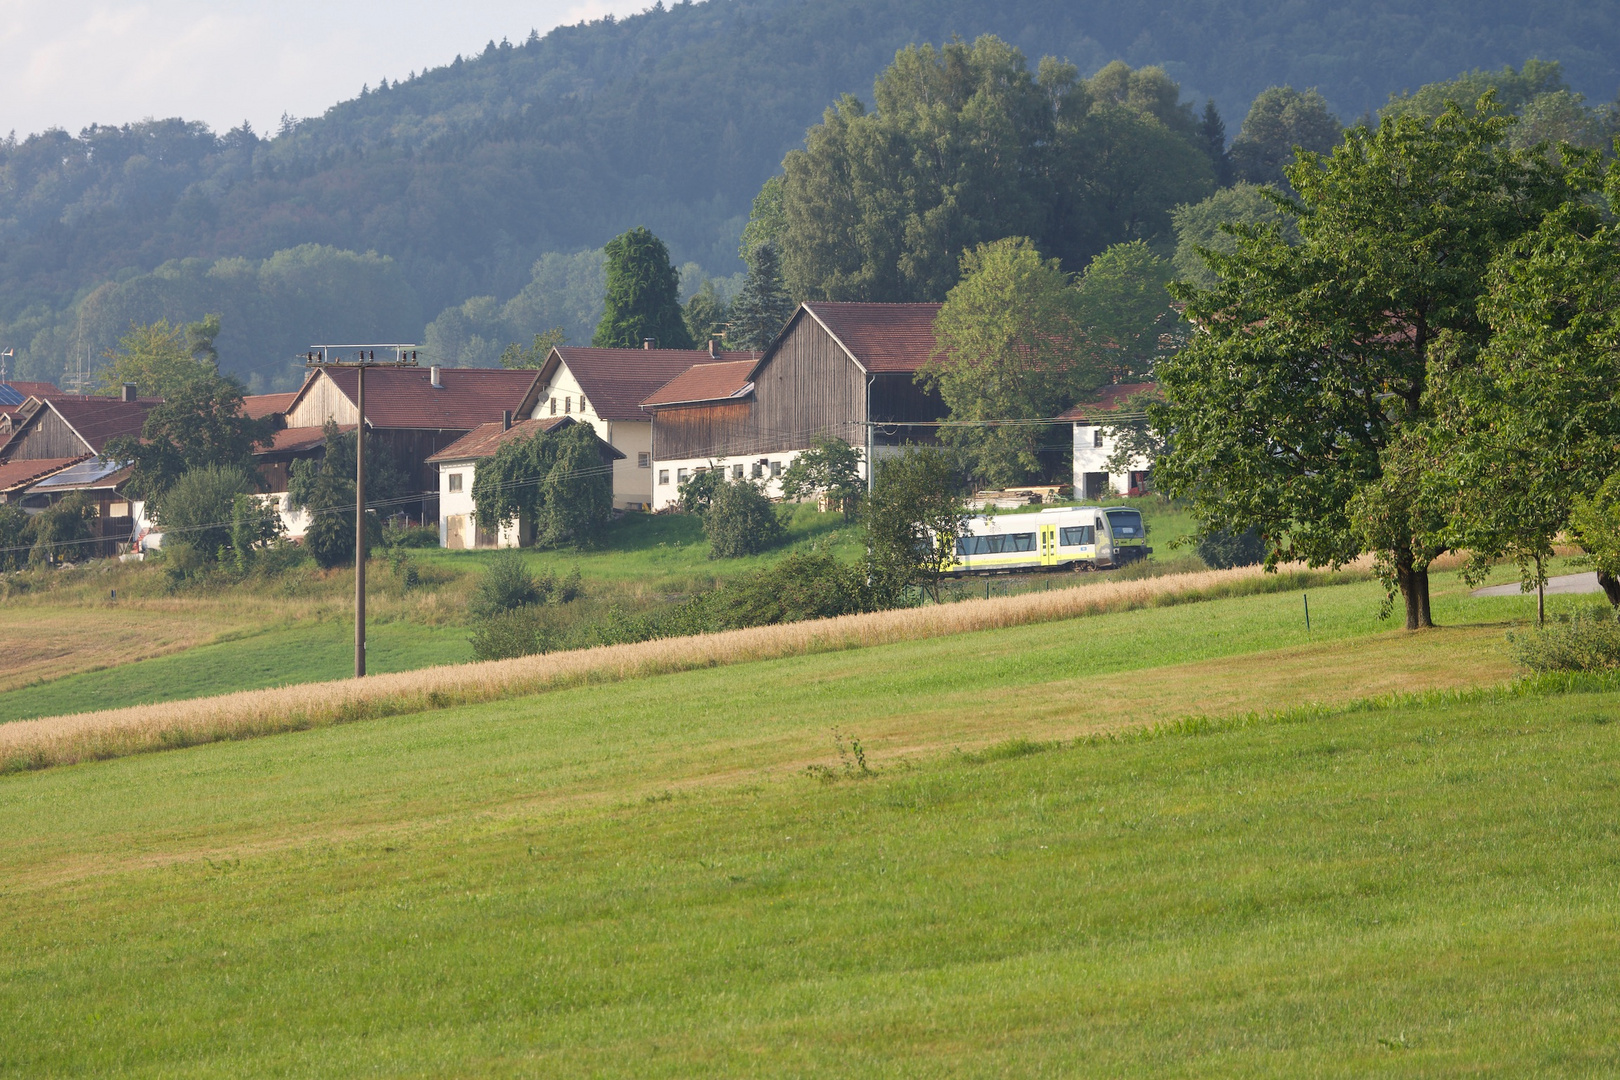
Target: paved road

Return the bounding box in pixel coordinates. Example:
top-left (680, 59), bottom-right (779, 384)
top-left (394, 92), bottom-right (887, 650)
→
top-left (1472, 571), bottom-right (1604, 597)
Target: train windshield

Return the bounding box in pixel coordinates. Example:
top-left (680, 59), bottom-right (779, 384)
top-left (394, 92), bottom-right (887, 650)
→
top-left (1105, 509), bottom-right (1144, 539)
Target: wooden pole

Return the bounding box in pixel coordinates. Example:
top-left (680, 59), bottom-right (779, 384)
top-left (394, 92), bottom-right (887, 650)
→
top-left (355, 364), bottom-right (367, 678)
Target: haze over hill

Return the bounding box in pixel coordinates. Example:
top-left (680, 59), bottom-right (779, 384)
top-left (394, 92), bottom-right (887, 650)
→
top-left (2, 0), bottom-right (1616, 390)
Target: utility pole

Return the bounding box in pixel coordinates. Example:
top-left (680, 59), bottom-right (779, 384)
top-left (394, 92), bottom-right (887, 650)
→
top-left (306, 344), bottom-right (418, 677)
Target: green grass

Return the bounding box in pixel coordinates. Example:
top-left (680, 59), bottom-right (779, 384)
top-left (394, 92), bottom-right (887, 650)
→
top-left (0, 585), bottom-right (1616, 1073)
top-left (0, 619), bottom-right (473, 722)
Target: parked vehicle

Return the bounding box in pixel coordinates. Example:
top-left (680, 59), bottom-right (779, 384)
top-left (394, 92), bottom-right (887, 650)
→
top-left (947, 505), bottom-right (1151, 574)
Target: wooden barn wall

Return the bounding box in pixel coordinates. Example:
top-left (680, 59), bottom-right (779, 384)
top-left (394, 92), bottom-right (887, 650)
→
top-left (8, 410), bottom-right (90, 460)
top-left (752, 317), bottom-right (867, 451)
top-left (285, 376), bottom-right (358, 427)
top-left (869, 373), bottom-right (944, 446)
top-left (650, 401), bottom-right (757, 461)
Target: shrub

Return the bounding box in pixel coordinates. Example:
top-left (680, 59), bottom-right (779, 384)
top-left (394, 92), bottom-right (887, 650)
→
top-left (677, 467), bottom-right (724, 516)
top-left (382, 521), bottom-right (440, 548)
top-left (473, 551), bottom-right (542, 614)
top-left (470, 608), bottom-right (555, 661)
top-left (230, 493), bottom-right (284, 572)
top-left (304, 507), bottom-right (381, 569)
top-left (1508, 610), bottom-right (1620, 673)
top-left (1197, 528), bottom-right (1266, 569)
top-left (712, 552), bottom-right (872, 627)
top-left (154, 465), bottom-right (256, 560)
top-left (705, 478), bottom-right (784, 558)
top-left (0, 503), bottom-right (32, 571)
top-left (29, 491), bottom-right (97, 566)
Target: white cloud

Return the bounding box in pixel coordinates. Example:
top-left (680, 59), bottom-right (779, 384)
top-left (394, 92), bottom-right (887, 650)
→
top-left (0, 0), bottom-right (649, 138)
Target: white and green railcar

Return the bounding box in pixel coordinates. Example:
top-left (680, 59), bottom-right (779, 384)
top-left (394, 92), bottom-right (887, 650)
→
top-left (948, 506), bottom-right (1151, 574)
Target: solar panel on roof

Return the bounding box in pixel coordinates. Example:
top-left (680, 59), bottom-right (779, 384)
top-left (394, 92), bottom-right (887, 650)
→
top-left (0, 385), bottom-right (25, 407)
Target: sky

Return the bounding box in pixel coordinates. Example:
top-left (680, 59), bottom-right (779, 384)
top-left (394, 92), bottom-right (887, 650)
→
top-left (0, 0), bottom-right (649, 139)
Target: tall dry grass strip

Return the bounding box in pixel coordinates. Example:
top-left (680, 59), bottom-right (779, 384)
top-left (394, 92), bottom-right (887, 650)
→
top-left (0, 564), bottom-right (1348, 773)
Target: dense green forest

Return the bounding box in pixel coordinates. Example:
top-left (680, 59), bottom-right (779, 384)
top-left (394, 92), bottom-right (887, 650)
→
top-left (2, 0), bottom-right (1617, 389)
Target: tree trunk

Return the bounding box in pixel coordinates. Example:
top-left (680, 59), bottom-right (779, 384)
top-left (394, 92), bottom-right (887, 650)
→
top-left (1395, 552), bottom-right (1435, 631)
top-left (1598, 570), bottom-right (1620, 615)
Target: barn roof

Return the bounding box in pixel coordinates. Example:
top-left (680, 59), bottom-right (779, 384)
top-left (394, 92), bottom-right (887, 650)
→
top-left (260, 425), bottom-right (354, 455)
top-left (8, 396), bottom-right (160, 455)
top-left (0, 382), bottom-right (59, 407)
top-left (242, 391), bottom-right (298, 419)
top-left (1057, 383), bottom-right (1158, 422)
top-left (799, 302), bottom-right (943, 373)
top-left (0, 456), bottom-right (86, 494)
top-left (425, 416), bottom-right (624, 464)
top-left (293, 367), bottom-right (542, 430)
top-left (542, 347), bottom-right (759, 421)
top-left (641, 359), bottom-right (759, 408)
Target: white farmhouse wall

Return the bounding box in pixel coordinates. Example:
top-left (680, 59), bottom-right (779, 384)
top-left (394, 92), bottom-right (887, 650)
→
top-left (649, 447), bottom-right (876, 510)
top-left (533, 363), bottom-right (654, 510)
top-left (435, 460), bottom-right (520, 549)
top-left (1072, 424), bottom-right (1153, 499)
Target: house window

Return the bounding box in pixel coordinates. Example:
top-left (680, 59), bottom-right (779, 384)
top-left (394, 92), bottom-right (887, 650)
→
top-left (638, 452), bottom-right (651, 468)
top-left (677, 468), bottom-right (690, 484)
top-left (447, 472), bottom-right (463, 493)
top-left (770, 461), bottom-right (782, 478)
top-left (579, 396), bottom-right (588, 413)
top-left (565, 396), bottom-right (572, 414)
top-left (659, 469), bottom-right (670, 485)
top-left (549, 397), bottom-right (557, 416)
top-left (732, 464), bottom-right (743, 479)
top-left (1092, 427), bottom-right (1104, 448)
top-left (751, 462), bottom-right (763, 479)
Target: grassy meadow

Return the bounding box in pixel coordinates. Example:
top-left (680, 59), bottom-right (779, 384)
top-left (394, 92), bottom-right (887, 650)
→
top-left (0, 567), bottom-right (1616, 1074)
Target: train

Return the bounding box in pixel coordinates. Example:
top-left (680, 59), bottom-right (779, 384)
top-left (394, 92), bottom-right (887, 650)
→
top-left (946, 505), bottom-right (1151, 574)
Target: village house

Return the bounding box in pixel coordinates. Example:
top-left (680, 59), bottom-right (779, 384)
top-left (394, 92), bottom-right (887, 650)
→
top-left (274, 364), bottom-right (544, 526)
top-left (425, 415), bottom-right (623, 549)
top-left (641, 302), bottom-right (945, 509)
top-left (531, 343), bottom-right (758, 510)
top-left (0, 384), bottom-right (158, 556)
top-left (1059, 383), bottom-right (1157, 499)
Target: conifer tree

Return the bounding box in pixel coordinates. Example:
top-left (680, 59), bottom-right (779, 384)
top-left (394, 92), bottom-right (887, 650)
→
top-left (592, 227), bottom-right (694, 349)
top-left (725, 242), bottom-right (796, 350)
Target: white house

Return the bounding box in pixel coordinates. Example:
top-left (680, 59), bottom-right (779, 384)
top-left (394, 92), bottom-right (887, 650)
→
top-left (1059, 383), bottom-right (1157, 500)
top-left (532, 343), bottom-right (757, 511)
top-left (425, 415), bottom-right (624, 549)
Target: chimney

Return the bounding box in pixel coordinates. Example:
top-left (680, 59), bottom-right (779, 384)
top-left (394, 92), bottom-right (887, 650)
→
top-left (430, 365), bottom-right (443, 388)
top-left (708, 336), bottom-right (719, 359)
top-left (501, 409), bottom-right (512, 431)
top-left (121, 383), bottom-right (136, 402)
top-left (643, 338), bottom-right (655, 350)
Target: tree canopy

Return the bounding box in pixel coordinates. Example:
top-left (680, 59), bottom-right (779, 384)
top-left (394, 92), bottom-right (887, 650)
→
top-left (1153, 99), bottom-right (1584, 629)
top-left (592, 228), bottom-right (694, 350)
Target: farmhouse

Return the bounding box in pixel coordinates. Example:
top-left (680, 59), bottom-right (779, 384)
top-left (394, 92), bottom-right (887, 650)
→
top-left (531, 343), bottom-right (758, 510)
top-left (425, 415), bottom-right (623, 549)
top-left (277, 364), bottom-right (543, 524)
top-left (1060, 383), bottom-right (1157, 499)
top-left (641, 302), bottom-right (945, 509)
top-left (0, 385), bottom-right (158, 555)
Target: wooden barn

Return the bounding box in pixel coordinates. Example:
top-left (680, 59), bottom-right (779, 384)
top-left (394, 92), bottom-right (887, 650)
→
top-left (641, 302), bottom-right (945, 507)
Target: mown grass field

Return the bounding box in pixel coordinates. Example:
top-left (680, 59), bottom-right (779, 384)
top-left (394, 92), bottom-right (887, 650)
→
top-left (2, 569), bottom-right (1617, 1074)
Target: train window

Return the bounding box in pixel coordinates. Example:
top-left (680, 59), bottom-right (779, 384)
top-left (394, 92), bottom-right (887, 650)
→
top-left (1059, 525), bottom-right (1094, 546)
top-left (1010, 533), bottom-right (1035, 552)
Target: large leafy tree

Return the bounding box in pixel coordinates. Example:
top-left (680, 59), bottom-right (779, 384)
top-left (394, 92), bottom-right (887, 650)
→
top-left (473, 422), bottom-right (613, 548)
top-left (592, 227), bottom-right (694, 350)
top-left (725, 242), bottom-right (796, 350)
top-left (96, 315), bottom-right (222, 398)
top-left (105, 373), bottom-right (278, 503)
top-left (1170, 183), bottom-right (1301, 288)
top-left (779, 435), bottom-right (865, 520)
top-left (778, 38), bottom-right (1212, 303)
top-left (923, 238), bottom-right (1092, 486)
top-left (1153, 100), bottom-right (1582, 630)
top-left (1228, 87), bottom-right (1342, 189)
top-left (287, 422), bottom-right (409, 568)
top-left (862, 447), bottom-right (969, 604)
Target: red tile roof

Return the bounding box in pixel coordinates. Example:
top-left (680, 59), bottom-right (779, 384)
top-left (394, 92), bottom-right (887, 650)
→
top-left (33, 396), bottom-right (159, 453)
top-left (546, 348), bottom-right (760, 421)
top-left (5, 382), bottom-right (59, 398)
top-left (242, 392), bottom-right (297, 419)
top-left (1057, 383), bottom-right (1158, 422)
top-left (0, 456), bottom-right (88, 493)
top-left (262, 425), bottom-right (353, 455)
top-left (307, 367), bottom-right (542, 430)
top-left (801, 302), bottom-right (943, 373)
top-left (425, 416), bottom-right (624, 463)
top-left (641, 359), bottom-right (759, 408)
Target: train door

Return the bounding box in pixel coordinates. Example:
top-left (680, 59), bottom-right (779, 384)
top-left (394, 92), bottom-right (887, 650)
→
top-left (1039, 524), bottom-right (1057, 566)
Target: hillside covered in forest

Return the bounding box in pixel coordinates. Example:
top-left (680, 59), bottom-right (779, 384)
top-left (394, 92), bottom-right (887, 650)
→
top-left (2, 0), bottom-right (1616, 390)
